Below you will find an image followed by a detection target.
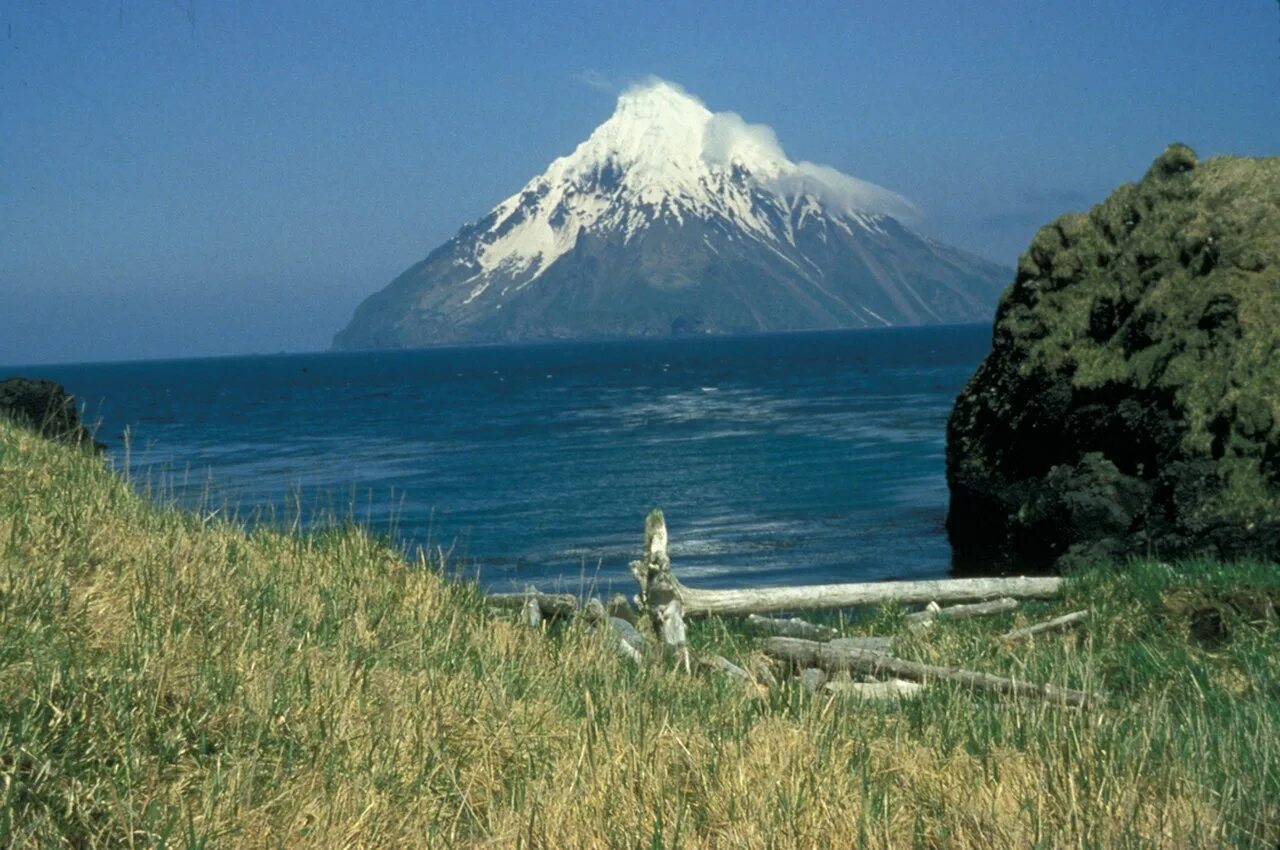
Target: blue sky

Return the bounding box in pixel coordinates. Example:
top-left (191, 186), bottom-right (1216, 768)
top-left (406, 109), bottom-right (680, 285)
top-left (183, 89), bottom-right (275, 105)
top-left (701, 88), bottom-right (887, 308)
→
top-left (1, 0), bottom-right (1276, 365)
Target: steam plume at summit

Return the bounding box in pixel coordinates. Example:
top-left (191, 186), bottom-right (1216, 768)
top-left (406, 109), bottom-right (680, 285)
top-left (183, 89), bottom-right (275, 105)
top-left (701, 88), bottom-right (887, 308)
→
top-left (624, 78), bottom-right (919, 223)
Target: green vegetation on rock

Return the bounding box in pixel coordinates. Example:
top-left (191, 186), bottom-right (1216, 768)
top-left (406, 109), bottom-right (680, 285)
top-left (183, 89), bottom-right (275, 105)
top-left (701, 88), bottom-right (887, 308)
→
top-left (0, 377), bottom-right (100, 450)
top-left (948, 145), bottom-right (1280, 567)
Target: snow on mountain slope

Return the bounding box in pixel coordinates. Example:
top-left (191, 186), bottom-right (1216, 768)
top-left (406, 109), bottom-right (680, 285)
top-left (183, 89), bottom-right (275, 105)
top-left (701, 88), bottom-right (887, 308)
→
top-left (334, 79), bottom-right (1010, 350)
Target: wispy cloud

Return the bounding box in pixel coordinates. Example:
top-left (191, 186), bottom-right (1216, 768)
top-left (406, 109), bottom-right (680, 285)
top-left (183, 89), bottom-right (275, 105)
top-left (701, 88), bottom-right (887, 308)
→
top-left (981, 187), bottom-right (1095, 231)
top-left (980, 210), bottom-right (1054, 231)
top-left (1015, 188), bottom-right (1093, 208)
top-left (572, 69), bottom-right (615, 93)
top-left (621, 77), bottom-right (920, 222)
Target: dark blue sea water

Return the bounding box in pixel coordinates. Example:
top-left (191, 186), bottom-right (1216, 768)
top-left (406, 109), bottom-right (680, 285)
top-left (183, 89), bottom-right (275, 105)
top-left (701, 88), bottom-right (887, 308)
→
top-left (10, 325), bottom-right (992, 594)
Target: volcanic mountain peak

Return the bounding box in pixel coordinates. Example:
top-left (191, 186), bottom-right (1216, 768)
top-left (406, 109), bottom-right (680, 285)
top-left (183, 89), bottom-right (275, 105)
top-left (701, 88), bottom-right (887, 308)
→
top-left (333, 79), bottom-right (1009, 351)
top-left (558, 80), bottom-right (718, 189)
top-left (470, 79), bottom-right (916, 294)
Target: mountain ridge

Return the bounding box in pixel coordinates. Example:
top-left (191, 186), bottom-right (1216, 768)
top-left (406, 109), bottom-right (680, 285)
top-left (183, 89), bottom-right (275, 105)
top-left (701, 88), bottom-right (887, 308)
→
top-left (334, 79), bottom-right (1010, 350)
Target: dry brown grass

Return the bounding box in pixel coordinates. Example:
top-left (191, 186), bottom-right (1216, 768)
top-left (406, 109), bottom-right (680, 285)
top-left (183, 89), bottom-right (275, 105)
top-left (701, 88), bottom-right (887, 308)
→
top-left (2, 420), bottom-right (1276, 848)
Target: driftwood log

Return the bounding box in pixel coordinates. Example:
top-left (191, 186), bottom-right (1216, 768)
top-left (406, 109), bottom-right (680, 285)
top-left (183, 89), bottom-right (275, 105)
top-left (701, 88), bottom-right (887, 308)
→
top-left (744, 614), bottom-right (838, 641)
top-left (605, 618), bottom-right (647, 663)
top-left (825, 679), bottom-right (925, 701)
top-left (829, 636), bottom-right (895, 653)
top-left (631, 509), bottom-right (1062, 617)
top-left (671, 575), bottom-right (1061, 617)
top-left (763, 637), bottom-right (1100, 708)
top-left (904, 597), bottom-right (1019, 625)
top-left (1000, 610), bottom-right (1090, 643)
top-left (581, 600), bottom-right (648, 663)
top-left (799, 668), bottom-right (829, 693)
top-left (698, 653), bottom-right (753, 684)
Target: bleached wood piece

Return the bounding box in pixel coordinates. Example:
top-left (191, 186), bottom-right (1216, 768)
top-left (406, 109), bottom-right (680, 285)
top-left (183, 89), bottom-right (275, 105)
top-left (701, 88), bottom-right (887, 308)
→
top-left (608, 617), bottom-right (647, 653)
top-left (606, 593), bottom-right (638, 625)
top-left (629, 508), bottom-right (1061, 617)
top-left (522, 595), bottom-right (542, 629)
top-left (613, 642), bottom-right (644, 664)
top-left (829, 636), bottom-right (895, 653)
top-left (630, 508), bottom-right (677, 615)
top-left (698, 653), bottom-right (752, 683)
top-left (591, 613), bottom-right (648, 664)
top-left (582, 598), bottom-right (607, 624)
top-left (763, 637), bottom-right (1099, 709)
top-left (657, 598), bottom-right (691, 673)
top-left (745, 657), bottom-right (779, 689)
top-left (904, 597), bottom-right (1019, 625)
top-left (607, 619), bottom-right (646, 664)
top-left (744, 614), bottom-right (838, 641)
top-left (825, 679), bottom-right (925, 701)
top-left (658, 599), bottom-right (687, 648)
top-left (799, 667), bottom-right (828, 693)
top-left (1000, 610), bottom-right (1090, 643)
top-left (487, 591), bottom-right (579, 617)
top-left (674, 576), bottom-right (1062, 617)
top-left (579, 598), bottom-right (647, 663)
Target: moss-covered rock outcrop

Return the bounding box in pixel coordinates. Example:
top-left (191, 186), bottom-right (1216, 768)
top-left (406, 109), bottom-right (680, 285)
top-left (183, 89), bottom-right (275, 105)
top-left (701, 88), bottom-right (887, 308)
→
top-left (947, 145), bottom-right (1280, 568)
top-left (0, 377), bottom-right (100, 450)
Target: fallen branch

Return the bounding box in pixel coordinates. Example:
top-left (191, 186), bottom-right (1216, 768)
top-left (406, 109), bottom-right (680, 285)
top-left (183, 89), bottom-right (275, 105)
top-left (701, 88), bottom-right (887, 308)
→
top-left (582, 598), bottom-right (649, 663)
top-left (763, 637), bottom-right (1100, 709)
top-left (605, 617), bottom-right (646, 663)
top-left (825, 679), bottom-right (925, 701)
top-left (904, 597), bottom-right (1019, 625)
top-left (744, 614), bottom-right (837, 641)
top-left (631, 509), bottom-right (1062, 617)
top-left (1000, 610), bottom-right (1089, 643)
top-left (697, 653), bottom-right (752, 684)
top-left (829, 636), bottom-right (895, 653)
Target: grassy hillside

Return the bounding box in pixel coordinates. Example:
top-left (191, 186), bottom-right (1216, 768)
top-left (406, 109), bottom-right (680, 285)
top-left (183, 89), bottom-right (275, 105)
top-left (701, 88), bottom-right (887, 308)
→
top-left (2, 419), bottom-right (1278, 848)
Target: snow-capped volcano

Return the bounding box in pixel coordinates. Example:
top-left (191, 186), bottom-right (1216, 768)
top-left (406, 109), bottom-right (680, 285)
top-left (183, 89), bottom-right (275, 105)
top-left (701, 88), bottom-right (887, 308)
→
top-left (334, 79), bottom-right (1008, 349)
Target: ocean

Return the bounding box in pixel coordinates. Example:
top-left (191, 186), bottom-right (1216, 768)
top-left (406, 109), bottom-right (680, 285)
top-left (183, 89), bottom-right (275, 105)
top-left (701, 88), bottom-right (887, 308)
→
top-left (11, 324), bottom-right (993, 595)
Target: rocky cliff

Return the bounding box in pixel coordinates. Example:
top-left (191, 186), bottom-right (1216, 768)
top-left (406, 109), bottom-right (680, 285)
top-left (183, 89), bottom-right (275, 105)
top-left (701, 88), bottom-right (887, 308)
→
top-left (0, 377), bottom-right (100, 450)
top-left (947, 145), bottom-right (1280, 569)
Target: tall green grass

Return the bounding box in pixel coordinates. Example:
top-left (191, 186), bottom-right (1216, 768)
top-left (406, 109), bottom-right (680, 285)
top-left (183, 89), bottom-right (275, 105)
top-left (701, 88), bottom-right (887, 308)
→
top-left (1, 419), bottom-right (1277, 848)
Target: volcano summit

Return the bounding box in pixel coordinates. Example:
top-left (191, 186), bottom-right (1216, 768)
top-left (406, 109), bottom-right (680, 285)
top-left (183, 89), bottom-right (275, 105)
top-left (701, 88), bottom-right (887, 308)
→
top-left (334, 80), bottom-right (1009, 350)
